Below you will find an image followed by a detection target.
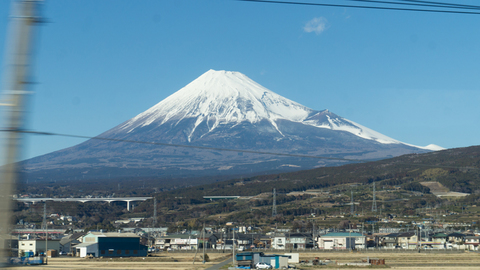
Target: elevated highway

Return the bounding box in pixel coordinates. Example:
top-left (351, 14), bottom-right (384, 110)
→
top-left (15, 197), bottom-right (152, 211)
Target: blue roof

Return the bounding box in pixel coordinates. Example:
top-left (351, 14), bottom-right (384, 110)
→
top-left (321, 232), bottom-right (364, 237)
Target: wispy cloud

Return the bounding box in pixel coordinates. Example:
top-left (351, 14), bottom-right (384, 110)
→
top-left (304, 17), bottom-right (328, 35)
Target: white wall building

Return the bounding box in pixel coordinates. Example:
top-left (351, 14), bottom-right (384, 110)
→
top-left (317, 232), bottom-right (365, 249)
top-left (19, 239), bottom-right (61, 256)
top-left (271, 235), bottom-right (286, 250)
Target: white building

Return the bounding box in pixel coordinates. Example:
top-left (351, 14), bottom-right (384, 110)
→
top-left (271, 234), bottom-right (286, 250)
top-left (317, 232), bottom-right (365, 249)
top-left (19, 239), bottom-right (61, 256)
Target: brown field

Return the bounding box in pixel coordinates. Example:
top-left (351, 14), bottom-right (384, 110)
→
top-left (7, 252), bottom-right (230, 270)
top-left (297, 251), bottom-right (480, 269)
top-left (419, 181), bottom-right (449, 193)
top-left (7, 251), bottom-right (480, 269)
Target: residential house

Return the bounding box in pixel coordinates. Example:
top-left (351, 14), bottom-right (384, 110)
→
top-left (465, 236), bottom-right (480, 250)
top-left (271, 234), bottom-right (286, 250)
top-left (431, 233), bottom-right (448, 248)
top-left (317, 232), bottom-right (365, 250)
top-left (59, 232), bottom-right (86, 254)
top-left (447, 232), bottom-right (465, 245)
top-left (397, 232), bottom-right (417, 249)
top-left (285, 233), bottom-right (313, 250)
top-left (380, 233), bottom-right (399, 249)
top-left (156, 234), bottom-right (198, 250)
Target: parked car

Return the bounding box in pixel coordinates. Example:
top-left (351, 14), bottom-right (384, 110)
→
top-left (255, 262), bottom-right (273, 269)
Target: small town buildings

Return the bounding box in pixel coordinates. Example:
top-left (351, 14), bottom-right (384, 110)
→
top-left (317, 232), bottom-right (365, 250)
top-left (19, 239), bottom-right (61, 256)
top-left (208, 233), bottom-right (253, 251)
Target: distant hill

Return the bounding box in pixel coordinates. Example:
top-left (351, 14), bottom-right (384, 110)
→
top-left (161, 145), bottom-right (480, 199)
top-left (16, 145), bottom-right (480, 230)
top-left (22, 145), bottom-right (480, 200)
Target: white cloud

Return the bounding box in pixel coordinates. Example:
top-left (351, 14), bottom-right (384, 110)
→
top-left (304, 17), bottom-right (328, 35)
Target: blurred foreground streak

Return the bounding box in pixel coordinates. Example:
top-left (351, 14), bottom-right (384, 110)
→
top-left (0, 0), bottom-right (43, 265)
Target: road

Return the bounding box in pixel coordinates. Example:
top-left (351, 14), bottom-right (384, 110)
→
top-left (205, 257), bottom-right (232, 270)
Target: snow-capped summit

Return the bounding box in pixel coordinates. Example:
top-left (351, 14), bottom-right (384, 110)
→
top-left (120, 69), bottom-right (312, 140)
top-left (22, 70), bottom-right (439, 183)
top-left (118, 69), bottom-right (423, 148)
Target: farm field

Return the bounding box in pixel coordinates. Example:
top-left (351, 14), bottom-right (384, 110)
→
top-left (7, 251), bottom-right (480, 269)
top-left (296, 250), bottom-right (480, 269)
top-left (7, 252), bottom-right (230, 270)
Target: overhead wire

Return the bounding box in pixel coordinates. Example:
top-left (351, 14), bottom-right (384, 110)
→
top-left (398, 0), bottom-right (480, 10)
top-left (236, 0), bottom-right (480, 15)
top-left (2, 0), bottom-right (479, 172)
top-left (3, 129), bottom-right (478, 170)
top-left (12, 129), bottom-right (367, 163)
top-left (346, 0), bottom-right (480, 10)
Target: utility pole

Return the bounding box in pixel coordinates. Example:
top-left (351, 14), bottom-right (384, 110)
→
top-left (202, 222), bottom-right (206, 264)
top-left (350, 190), bottom-right (354, 215)
top-left (232, 228), bottom-right (236, 267)
top-left (42, 202), bottom-right (47, 231)
top-left (0, 0), bottom-right (43, 264)
top-left (42, 202), bottom-right (48, 263)
top-left (153, 197), bottom-right (157, 228)
top-left (272, 188), bottom-right (277, 217)
top-left (372, 182), bottom-right (377, 212)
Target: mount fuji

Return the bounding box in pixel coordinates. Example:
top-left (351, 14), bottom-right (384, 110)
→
top-left (21, 70), bottom-right (442, 183)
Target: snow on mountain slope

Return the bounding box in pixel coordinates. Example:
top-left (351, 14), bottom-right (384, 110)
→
top-left (119, 70), bottom-right (311, 140)
top-left (118, 69), bottom-right (438, 149)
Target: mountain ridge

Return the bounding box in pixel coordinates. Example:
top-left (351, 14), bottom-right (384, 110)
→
top-left (21, 70), bottom-right (439, 183)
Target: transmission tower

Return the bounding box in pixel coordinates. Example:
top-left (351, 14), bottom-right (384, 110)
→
top-left (350, 190), bottom-right (354, 215)
top-left (272, 188), bottom-right (277, 217)
top-left (372, 182), bottom-right (377, 212)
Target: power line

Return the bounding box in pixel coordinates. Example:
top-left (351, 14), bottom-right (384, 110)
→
top-left (3, 128), bottom-right (479, 171)
top-left (347, 0), bottom-right (480, 10)
top-left (237, 0), bottom-right (480, 15)
top-left (399, 0), bottom-right (480, 10)
top-left (11, 129), bottom-right (368, 163)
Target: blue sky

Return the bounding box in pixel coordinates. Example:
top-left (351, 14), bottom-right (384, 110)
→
top-left (1, 0), bottom-right (480, 160)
